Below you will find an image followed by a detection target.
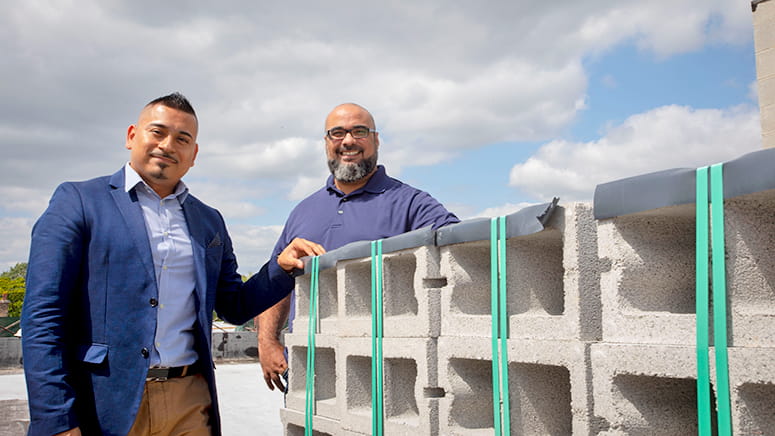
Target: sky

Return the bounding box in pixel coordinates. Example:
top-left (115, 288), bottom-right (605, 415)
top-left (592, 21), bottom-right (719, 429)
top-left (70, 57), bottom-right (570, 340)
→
top-left (0, 1), bottom-right (763, 274)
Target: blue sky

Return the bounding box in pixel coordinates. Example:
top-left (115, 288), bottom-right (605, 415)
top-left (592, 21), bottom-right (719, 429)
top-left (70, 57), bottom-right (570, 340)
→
top-left (0, 1), bottom-right (763, 273)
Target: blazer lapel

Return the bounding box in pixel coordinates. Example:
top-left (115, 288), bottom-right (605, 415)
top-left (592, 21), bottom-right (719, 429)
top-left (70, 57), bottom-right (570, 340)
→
top-left (108, 168), bottom-right (156, 283)
top-left (181, 200), bottom-right (208, 310)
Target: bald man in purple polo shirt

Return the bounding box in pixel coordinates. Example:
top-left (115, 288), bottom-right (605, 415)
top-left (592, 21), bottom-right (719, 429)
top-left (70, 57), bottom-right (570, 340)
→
top-left (255, 103), bottom-right (459, 392)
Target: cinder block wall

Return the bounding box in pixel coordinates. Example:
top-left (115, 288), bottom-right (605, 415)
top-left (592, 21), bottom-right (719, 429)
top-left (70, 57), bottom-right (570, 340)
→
top-left (754, 0), bottom-right (775, 148)
top-left (284, 190), bottom-right (775, 435)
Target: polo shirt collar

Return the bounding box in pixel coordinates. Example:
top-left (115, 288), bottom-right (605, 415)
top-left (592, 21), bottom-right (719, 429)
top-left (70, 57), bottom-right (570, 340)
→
top-left (326, 165), bottom-right (392, 197)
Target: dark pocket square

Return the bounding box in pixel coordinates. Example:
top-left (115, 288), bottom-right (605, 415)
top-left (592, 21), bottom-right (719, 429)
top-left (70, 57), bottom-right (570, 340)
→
top-left (207, 233), bottom-right (222, 247)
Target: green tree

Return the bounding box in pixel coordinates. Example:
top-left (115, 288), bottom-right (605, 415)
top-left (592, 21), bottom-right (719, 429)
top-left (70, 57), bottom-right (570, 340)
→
top-left (1, 263), bottom-right (27, 317)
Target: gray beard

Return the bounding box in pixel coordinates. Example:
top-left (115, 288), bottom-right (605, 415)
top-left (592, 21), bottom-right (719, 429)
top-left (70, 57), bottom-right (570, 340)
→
top-left (328, 151), bottom-right (378, 183)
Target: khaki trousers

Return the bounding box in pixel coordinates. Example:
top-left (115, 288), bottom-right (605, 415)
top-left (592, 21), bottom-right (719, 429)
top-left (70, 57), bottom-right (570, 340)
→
top-left (126, 373), bottom-right (212, 436)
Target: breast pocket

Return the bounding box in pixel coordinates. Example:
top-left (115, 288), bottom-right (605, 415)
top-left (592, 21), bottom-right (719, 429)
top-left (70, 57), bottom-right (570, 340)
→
top-left (77, 343), bottom-right (109, 365)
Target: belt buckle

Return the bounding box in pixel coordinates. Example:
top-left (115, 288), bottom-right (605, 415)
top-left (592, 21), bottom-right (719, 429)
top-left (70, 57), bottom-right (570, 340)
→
top-left (146, 367), bottom-right (171, 382)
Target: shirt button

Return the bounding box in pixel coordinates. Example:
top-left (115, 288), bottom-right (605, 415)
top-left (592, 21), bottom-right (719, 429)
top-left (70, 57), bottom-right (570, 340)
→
top-left (338, 210), bottom-right (343, 215)
top-left (141, 348), bottom-right (149, 358)
top-left (149, 298), bottom-right (158, 307)
top-left (163, 265), bottom-right (168, 270)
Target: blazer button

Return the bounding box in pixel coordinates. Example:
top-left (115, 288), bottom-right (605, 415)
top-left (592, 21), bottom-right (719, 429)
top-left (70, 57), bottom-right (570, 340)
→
top-left (149, 298), bottom-right (158, 307)
top-left (141, 348), bottom-right (149, 358)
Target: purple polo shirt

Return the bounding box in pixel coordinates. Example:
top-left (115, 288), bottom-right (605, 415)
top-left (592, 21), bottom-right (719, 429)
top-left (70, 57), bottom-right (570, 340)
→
top-left (272, 165), bottom-right (459, 328)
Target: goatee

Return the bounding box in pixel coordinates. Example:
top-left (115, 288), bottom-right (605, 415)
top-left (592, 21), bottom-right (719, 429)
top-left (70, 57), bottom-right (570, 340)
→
top-left (328, 151), bottom-right (378, 183)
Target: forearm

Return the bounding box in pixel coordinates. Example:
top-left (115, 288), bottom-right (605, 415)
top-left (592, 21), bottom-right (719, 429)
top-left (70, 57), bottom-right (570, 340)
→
top-left (257, 295), bottom-right (291, 344)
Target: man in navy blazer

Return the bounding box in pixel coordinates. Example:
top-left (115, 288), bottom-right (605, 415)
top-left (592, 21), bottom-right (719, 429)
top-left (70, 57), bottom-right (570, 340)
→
top-left (21, 92), bottom-right (323, 436)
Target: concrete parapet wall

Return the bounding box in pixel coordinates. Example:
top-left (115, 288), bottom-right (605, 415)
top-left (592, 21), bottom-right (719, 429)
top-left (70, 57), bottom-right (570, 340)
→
top-left (1, 332), bottom-right (257, 370)
top-left (754, 0), bottom-right (775, 148)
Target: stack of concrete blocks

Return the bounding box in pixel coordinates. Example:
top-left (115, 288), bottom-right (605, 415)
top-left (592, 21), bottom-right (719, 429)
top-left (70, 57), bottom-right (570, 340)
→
top-left (282, 227), bottom-right (445, 435)
top-left (281, 147), bottom-right (775, 435)
top-left (592, 148), bottom-right (775, 435)
top-left (435, 201), bottom-right (602, 435)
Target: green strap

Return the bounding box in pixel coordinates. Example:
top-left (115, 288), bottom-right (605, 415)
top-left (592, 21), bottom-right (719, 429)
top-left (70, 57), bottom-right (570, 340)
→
top-left (305, 256), bottom-right (320, 435)
top-left (497, 216), bottom-right (511, 435)
top-left (695, 167), bottom-right (712, 436)
top-left (371, 240), bottom-right (384, 436)
top-left (490, 216), bottom-right (511, 435)
top-left (710, 163), bottom-right (732, 436)
top-left (490, 218), bottom-right (502, 436)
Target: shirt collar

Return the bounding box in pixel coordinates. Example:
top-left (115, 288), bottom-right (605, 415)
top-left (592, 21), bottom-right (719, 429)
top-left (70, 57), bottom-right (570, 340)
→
top-left (124, 162), bottom-right (189, 203)
top-left (326, 165), bottom-right (393, 197)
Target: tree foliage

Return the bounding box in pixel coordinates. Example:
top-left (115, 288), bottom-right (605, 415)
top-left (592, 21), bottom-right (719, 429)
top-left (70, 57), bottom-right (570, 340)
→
top-left (1, 263), bottom-right (27, 317)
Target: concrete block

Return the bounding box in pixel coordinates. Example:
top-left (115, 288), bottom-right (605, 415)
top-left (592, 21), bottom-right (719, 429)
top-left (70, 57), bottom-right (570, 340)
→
top-left (756, 47), bottom-right (775, 81)
top-left (292, 266), bottom-right (339, 335)
top-left (439, 203), bottom-right (602, 341)
top-left (437, 337), bottom-right (594, 435)
top-left (754, 0), bottom-right (775, 54)
top-left (338, 337), bottom-right (440, 435)
top-left (336, 245), bottom-right (444, 338)
top-left (597, 204), bottom-right (698, 345)
top-left (759, 76), bottom-right (775, 116)
top-left (591, 343), bottom-right (709, 435)
top-left (281, 407), bottom-right (341, 436)
top-left (728, 346), bottom-right (775, 435)
top-left (284, 333), bottom-right (339, 420)
top-left (763, 129), bottom-right (775, 149)
top-left (725, 190), bottom-right (775, 347)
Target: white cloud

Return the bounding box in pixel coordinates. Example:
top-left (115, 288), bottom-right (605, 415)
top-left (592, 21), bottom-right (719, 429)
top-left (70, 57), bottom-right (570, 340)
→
top-left (0, 0), bottom-right (757, 272)
top-left (0, 217), bottom-right (34, 270)
top-left (509, 104), bottom-right (762, 202)
top-left (469, 202), bottom-right (541, 220)
top-left (226, 224), bottom-right (284, 275)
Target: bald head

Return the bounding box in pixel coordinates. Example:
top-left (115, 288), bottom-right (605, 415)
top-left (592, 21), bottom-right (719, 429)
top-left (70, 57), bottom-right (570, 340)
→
top-left (325, 103), bottom-right (376, 131)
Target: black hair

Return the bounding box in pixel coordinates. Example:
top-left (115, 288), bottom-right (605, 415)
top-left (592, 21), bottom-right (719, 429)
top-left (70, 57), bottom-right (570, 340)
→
top-left (145, 92), bottom-right (197, 118)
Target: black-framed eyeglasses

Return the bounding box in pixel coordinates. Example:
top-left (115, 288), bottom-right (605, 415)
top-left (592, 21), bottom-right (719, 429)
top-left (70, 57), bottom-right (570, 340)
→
top-left (326, 126), bottom-right (376, 140)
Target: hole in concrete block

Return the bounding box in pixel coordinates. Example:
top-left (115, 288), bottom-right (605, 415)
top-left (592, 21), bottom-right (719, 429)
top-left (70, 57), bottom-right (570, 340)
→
top-left (289, 345), bottom-right (335, 407)
top-left (384, 358), bottom-right (419, 424)
top-left (507, 230), bottom-right (565, 316)
top-left (344, 261), bottom-right (372, 317)
top-left (447, 357), bottom-right (494, 431)
top-left (424, 387), bottom-right (446, 398)
top-left (297, 268), bottom-right (338, 324)
top-left (612, 206), bottom-right (696, 314)
top-left (318, 268), bottom-right (338, 322)
top-left (614, 373), bottom-right (711, 434)
top-left (508, 362), bottom-right (572, 435)
top-left (737, 381), bottom-right (775, 434)
top-left (315, 348), bottom-right (336, 404)
top-left (446, 242), bottom-right (492, 316)
top-left (346, 355), bottom-right (373, 415)
top-left (290, 346), bottom-right (308, 394)
top-left (286, 423), bottom-right (333, 436)
top-left (383, 253), bottom-right (418, 317)
top-left (725, 191), bottom-right (775, 314)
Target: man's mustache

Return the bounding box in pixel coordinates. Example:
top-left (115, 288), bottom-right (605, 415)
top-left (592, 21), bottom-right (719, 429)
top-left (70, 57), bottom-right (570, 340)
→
top-left (149, 152), bottom-right (178, 164)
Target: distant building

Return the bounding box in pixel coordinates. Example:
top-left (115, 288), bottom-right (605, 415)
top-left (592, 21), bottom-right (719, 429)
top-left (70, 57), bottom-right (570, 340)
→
top-left (753, 0), bottom-right (775, 148)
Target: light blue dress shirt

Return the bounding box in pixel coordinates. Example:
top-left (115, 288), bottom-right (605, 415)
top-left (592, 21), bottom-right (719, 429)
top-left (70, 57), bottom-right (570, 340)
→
top-left (125, 163), bottom-right (198, 368)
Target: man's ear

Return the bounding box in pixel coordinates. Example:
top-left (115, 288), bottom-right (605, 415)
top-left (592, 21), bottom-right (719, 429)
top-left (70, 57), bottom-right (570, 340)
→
top-left (125, 125), bottom-right (136, 149)
top-left (374, 131), bottom-right (380, 149)
top-left (191, 143), bottom-right (199, 166)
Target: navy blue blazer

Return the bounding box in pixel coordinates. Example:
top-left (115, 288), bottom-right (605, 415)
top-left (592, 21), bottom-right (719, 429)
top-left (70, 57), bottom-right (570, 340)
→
top-left (22, 167), bottom-right (294, 436)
